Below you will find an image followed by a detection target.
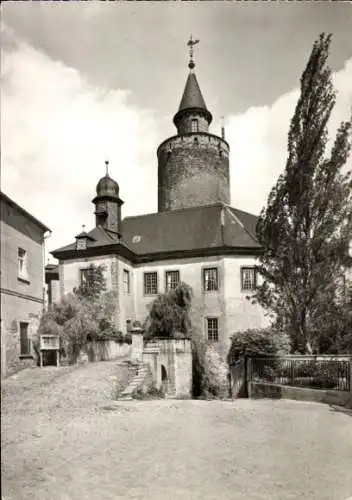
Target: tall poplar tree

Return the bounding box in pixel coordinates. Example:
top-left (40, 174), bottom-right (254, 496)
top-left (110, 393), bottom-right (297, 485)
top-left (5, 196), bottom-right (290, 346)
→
top-left (255, 33), bottom-right (352, 353)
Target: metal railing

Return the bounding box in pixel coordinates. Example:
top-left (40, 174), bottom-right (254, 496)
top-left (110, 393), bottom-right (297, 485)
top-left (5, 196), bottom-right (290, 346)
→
top-left (249, 356), bottom-right (351, 392)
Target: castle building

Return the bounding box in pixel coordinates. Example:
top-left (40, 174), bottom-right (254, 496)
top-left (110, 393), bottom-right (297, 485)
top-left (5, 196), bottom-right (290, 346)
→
top-left (1, 192), bottom-right (51, 376)
top-left (52, 48), bottom-right (269, 354)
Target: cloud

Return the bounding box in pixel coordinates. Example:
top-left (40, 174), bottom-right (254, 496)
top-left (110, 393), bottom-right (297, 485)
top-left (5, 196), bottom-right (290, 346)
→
top-left (1, 26), bottom-right (159, 255)
top-left (225, 58), bottom-right (352, 216)
top-left (1, 23), bottom-right (351, 262)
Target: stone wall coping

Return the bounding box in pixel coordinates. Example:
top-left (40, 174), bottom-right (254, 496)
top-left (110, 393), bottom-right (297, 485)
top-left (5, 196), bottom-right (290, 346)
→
top-left (157, 132), bottom-right (230, 155)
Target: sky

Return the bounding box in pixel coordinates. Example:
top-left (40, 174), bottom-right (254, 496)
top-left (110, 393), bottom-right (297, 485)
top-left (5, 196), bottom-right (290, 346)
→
top-left (1, 2), bottom-right (352, 258)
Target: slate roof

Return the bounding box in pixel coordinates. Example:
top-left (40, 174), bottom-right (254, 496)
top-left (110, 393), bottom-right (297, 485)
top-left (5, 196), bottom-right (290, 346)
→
top-left (53, 225), bottom-right (120, 254)
top-left (51, 204), bottom-right (261, 261)
top-left (178, 72), bottom-right (208, 113)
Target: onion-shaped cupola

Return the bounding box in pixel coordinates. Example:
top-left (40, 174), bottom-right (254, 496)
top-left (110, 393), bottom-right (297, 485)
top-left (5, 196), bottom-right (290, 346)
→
top-left (96, 174), bottom-right (120, 198)
top-left (92, 161), bottom-right (123, 233)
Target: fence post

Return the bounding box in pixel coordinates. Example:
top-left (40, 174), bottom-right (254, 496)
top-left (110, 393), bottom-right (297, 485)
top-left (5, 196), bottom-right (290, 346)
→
top-left (290, 359), bottom-right (295, 386)
top-left (247, 357), bottom-right (252, 398)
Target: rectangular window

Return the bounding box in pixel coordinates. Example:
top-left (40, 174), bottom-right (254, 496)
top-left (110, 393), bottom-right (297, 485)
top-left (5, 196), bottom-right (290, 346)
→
top-left (18, 248), bottom-right (28, 279)
top-left (207, 318), bottom-right (219, 342)
top-left (20, 322), bottom-right (30, 355)
top-left (144, 272), bottom-right (158, 295)
top-left (191, 119), bottom-right (198, 132)
top-left (203, 267), bottom-right (219, 292)
top-left (80, 268), bottom-right (89, 285)
top-left (165, 270), bottom-right (180, 291)
top-left (241, 267), bottom-right (257, 291)
top-left (123, 269), bottom-right (130, 293)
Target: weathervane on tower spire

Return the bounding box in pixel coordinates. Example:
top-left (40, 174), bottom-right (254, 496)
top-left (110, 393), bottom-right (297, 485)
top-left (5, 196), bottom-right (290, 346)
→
top-left (105, 160), bottom-right (109, 177)
top-left (187, 35), bottom-right (199, 70)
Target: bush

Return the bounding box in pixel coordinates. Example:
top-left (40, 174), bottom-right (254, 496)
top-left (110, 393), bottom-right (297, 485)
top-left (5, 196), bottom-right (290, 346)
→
top-left (191, 329), bottom-right (229, 399)
top-left (201, 345), bottom-right (229, 399)
top-left (227, 327), bottom-right (291, 365)
top-left (37, 289), bottom-right (123, 364)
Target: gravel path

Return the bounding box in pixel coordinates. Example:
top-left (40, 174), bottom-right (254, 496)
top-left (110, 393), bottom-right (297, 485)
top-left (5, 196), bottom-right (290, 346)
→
top-left (2, 362), bottom-right (352, 500)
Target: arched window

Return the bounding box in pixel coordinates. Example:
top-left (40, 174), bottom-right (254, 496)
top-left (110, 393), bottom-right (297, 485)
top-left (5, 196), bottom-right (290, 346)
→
top-left (191, 119), bottom-right (198, 133)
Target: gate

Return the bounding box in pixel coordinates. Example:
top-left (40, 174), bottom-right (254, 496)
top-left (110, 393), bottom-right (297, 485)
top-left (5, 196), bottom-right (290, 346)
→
top-left (229, 357), bottom-right (248, 398)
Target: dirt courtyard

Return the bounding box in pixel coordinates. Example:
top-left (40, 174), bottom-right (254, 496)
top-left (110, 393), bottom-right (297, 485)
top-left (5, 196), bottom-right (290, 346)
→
top-left (2, 361), bottom-right (352, 500)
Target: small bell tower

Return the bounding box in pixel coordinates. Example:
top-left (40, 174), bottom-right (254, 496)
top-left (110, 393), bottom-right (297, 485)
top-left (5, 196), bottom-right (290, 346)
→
top-left (92, 161), bottom-right (124, 233)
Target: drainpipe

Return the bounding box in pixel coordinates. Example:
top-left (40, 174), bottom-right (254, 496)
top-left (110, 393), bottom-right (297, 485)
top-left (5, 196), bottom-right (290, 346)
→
top-left (42, 230), bottom-right (52, 313)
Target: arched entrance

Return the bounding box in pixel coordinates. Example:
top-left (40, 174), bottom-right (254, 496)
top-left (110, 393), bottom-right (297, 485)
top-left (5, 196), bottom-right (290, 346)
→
top-left (161, 364), bottom-right (168, 394)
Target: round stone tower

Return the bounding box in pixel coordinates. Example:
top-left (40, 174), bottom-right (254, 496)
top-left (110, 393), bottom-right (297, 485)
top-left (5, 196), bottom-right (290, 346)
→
top-left (157, 49), bottom-right (230, 212)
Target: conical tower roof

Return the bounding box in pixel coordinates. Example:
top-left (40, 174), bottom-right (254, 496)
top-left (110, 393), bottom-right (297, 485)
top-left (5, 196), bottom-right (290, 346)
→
top-left (178, 72), bottom-right (208, 112)
top-left (173, 71), bottom-right (212, 126)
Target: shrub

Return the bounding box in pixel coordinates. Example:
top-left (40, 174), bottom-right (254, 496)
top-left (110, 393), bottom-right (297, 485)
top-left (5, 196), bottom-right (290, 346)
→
top-left (191, 329), bottom-right (229, 399)
top-left (37, 288), bottom-right (122, 364)
top-left (227, 327), bottom-right (291, 365)
top-left (201, 345), bottom-right (229, 399)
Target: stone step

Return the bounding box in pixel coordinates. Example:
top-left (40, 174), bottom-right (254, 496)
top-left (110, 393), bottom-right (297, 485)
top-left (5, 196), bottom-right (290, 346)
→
top-left (117, 366), bottom-right (149, 400)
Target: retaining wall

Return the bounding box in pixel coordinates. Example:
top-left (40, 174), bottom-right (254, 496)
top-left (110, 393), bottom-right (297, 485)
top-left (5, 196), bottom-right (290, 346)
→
top-left (249, 382), bottom-right (352, 408)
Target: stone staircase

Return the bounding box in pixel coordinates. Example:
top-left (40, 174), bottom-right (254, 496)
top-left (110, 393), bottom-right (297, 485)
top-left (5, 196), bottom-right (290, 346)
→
top-left (119, 361), bottom-right (149, 401)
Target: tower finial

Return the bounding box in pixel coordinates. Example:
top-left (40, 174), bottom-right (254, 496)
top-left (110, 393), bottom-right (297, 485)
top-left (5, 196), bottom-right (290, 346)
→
top-left (105, 160), bottom-right (109, 176)
top-left (187, 35), bottom-right (199, 70)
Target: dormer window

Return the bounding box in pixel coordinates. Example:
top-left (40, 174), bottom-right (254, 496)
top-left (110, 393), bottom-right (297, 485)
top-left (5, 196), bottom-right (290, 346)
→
top-left (191, 119), bottom-right (198, 132)
top-left (76, 238), bottom-right (87, 251)
top-left (75, 225), bottom-right (95, 251)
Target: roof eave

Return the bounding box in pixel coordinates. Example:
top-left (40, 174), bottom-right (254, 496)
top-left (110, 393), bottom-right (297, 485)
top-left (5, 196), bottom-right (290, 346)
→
top-left (0, 191), bottom-right (51, 233)
top-left (134, 245), bottom-right (263, 264)
top-left (51, 243), bottom-right (136, 262)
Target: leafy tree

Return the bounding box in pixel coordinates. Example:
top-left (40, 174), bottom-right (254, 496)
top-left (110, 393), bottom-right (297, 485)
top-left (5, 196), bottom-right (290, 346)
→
top-left (74, 264), bottom-right (106, 301)
top-left (227, 328), bottom-right (291, 364)
top-left (38, 293), bottom-right (99, 364)
top-left (145, 282), bottom-right (193, 340)
top-left (145, 283), bottom-right (229, 398)
top-left (310, 281), bottom-right (352, 353)
top-left (254, 33), bottom-right (352, 353)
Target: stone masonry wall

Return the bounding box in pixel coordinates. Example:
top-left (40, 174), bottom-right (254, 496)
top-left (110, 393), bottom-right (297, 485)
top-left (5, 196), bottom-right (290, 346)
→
top-left (1, 293), bottom-right (41, 376)
top-left (158, 133), bottom-right (230, 212)
top-left (176, 114), bottom-right (209, 135)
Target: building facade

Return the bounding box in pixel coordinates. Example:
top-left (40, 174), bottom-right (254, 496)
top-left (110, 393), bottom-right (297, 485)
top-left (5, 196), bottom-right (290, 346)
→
top-left (52, 56), bottom-right (269, 355)
top-left (1, 192), bottom-right (51, 377)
